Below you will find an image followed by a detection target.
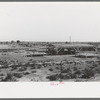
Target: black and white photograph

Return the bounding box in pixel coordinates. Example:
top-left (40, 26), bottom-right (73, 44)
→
top-left (0, 2), bottom-right (100, 82)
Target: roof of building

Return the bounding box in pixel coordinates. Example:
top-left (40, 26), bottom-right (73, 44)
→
top-left (76, 52), bottom-right (99, 57)
top-left (52, 43), bottom-right (95, 48)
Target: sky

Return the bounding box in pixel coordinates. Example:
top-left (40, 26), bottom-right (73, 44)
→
top-left (0, 2), bottom-right (100, 42)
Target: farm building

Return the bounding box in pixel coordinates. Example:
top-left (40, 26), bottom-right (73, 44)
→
top-left (26, 51), bottom-right (47, 57)
top-left (76, 52), bottom-right (99, 58)
top-left (46, 43), bottom-right (96, 55)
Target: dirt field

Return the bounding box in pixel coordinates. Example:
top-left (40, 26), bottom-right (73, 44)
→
top-left (0, 46), bottom-right (100, 82)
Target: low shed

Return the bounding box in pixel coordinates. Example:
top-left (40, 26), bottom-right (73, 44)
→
top-left (47, 43), bottom-right (96, 55)
top-left (76, 52), bottom-right (99, 58)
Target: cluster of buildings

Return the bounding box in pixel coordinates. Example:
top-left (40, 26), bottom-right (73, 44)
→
top-left (27, 43), bottom-right (99, 58)
top-left (46, 43), bottom-right (96, 55)
top-left (0, 43), bottom-right (100, 58)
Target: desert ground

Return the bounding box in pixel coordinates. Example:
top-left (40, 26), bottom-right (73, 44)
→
top-left (0, 42), bottom-right (100, 82)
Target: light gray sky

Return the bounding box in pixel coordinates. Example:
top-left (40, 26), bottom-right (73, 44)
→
top-left (0, 2), bottom-right (100, 42)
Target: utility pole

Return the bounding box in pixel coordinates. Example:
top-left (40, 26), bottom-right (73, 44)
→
top-left (59, 61), bottom-right (63, 82)
top-left (69, 36), bottom-right (71, 43)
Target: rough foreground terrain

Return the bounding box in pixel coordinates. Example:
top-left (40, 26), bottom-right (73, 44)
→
top-left (0, 50), bottom-right (100, 82)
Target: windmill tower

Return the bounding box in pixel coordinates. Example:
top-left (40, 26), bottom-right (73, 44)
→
top-left (69, 36), bottom-right (71, 43)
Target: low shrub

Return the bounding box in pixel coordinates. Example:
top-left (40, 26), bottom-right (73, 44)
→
top-left (19, 67), bottom-right (27, 71)
top-left (73, 67), bottom-right (78, 71)
top-left (25, 62), bottom-right (30, 67)
top-left (31, 71), bottom-right (36, 73)
top-left (61, 67), bottom-right (71, 73)
top-left (31, 66), bottom-right (36, 69)
top-left (74, 70), bottom-right (81, 75)
top-left (55, 67), bottom-right (59, 70)
top-left (64, 73), bottom-right (72, 79)
top-left (23, 72), bottom-right (30, 75)
top-left (1, 73), bottom-right (16, 82)
top-left (62, 69), bottom-right (69, 73)
top-left (11, 67), bottom-right (17, 71)
top-left (2, 65), bottom-right (8, 69)
top-left (13, 73), bottom-right (22, 78)
top-left (92, 62), bottom-right (98, 67)
top-left (0, 73), bottom-right (4, 76)
top-left (49, 68), bottom-right (53, 71)
top-left (46, 74), bottom-right (59, 81)
top-left (36, 65), bottom-right (41, 69)
top-left (30, 64), bottom-right (35, 68)
top-left (59, 74), bottom-right (65, 79)
top-left (70, 73), bottom-right (77, 78)
top-left (93, 66), bottom-right (100, 74)
top-left (81, 67), bottom-right (95, 79)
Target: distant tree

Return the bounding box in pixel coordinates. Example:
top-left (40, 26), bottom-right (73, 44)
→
top-left (5, 41), bottom-right (9, 44)
top-left (16, 40), bottom-right (20, 44)
top-left (65, 41), bottom-right (68, 44)
top-left (11, 40), bottom-right (15, 44)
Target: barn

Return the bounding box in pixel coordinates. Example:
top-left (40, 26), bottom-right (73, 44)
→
top-left (46, 43), bottom-right (96, 55)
